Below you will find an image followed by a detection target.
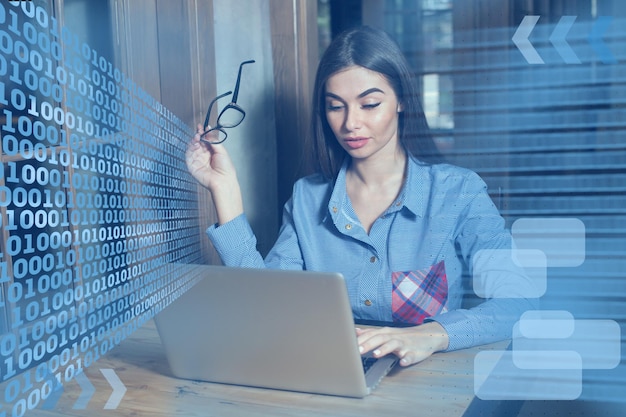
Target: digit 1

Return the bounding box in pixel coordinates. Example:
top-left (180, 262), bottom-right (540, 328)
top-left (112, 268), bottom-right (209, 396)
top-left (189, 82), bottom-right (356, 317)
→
top-left (0, 81), bottom-right (7, 106)
top-left (7, 9), bottom-right (21, 36)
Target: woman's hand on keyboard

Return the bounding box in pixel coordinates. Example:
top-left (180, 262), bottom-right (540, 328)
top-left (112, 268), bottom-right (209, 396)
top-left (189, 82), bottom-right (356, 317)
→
top-left (356, 322), bottom-right (449, 367)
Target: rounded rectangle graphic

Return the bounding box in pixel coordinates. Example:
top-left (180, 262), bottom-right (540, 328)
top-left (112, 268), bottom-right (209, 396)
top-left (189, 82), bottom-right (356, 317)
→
top-left (475, 351), bottom-right (582, 400)
top-left (519, 310), bottom-right (575, 339)
top-left (473, 249), bottom-right (546, 298)
top-left (512, 350), bottom-right (582, 370)
top-left (513, 319), bottom-right (621, 370)
top-left (512, 218), bottom-right (585, 267)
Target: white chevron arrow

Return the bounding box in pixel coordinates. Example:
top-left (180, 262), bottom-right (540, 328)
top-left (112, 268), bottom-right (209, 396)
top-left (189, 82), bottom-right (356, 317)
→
top-left (549, 16), bottom-right (581, 64)
top-left (101, 369), bottom-right (127, 409)
top-left (513, 16), bottom-right (544, 64)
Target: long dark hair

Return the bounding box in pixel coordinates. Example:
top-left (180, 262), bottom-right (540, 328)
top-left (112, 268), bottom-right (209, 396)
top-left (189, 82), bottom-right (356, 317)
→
top-left (310, 26), bottom-right (443, 179)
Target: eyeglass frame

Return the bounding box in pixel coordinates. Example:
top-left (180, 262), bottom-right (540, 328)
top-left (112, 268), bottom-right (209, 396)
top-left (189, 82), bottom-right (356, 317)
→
top-left (200, 60), bottom-right (255, 145)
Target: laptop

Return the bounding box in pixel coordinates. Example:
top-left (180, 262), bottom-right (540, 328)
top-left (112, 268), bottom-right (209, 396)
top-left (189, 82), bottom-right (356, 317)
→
top-left (154, 264), bottom-right (398, 398)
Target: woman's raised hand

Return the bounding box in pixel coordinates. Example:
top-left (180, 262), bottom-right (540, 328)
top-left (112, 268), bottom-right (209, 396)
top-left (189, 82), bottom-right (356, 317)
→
top-left (186, 124), bottom-right (237, 191)
top-left (185, 124), bottom-right (244, 225)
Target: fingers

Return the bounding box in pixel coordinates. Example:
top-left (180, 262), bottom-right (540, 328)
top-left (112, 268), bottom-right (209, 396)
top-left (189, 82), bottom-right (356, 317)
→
top-left (187, 124), bottom-right (206, 158)
top-left (190, 124), bottom-right (213, 150)
top-left (397, 352), bottom-right (419, 367)
top-left (192, 123), bottom-right (204, 144)
top-left (196, 122), bottom-right (227, 147)
top-left (186, 134), bottom-right (208, 164)
top-left (372, 338), bottom-right (403, 359)
top-left (188, 123), bottom-right (222, 158)
top-left (356, 326), bottom-right (436, 367)
top-left (357, 327), bottom-right (399, 357)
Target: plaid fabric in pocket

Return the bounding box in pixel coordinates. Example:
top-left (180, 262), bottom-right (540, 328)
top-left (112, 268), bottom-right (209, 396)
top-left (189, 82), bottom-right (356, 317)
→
top-left (391, 260), bottom-right (448, 325)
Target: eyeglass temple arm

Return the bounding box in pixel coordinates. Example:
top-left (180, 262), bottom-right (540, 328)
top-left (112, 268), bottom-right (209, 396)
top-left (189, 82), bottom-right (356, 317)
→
top-left (204, 90), bottom-right (232, 128)
top-left (231, 60), bottom-right (255, 104)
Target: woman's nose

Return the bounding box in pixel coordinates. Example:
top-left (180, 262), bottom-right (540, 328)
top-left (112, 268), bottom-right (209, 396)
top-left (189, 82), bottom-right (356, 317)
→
top-left (344, 107), bottom-right (362, 131)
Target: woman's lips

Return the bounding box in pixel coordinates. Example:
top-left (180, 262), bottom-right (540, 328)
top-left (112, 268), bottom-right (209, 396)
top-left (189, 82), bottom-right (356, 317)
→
top-left (343, 137), bottom-right (369, 149)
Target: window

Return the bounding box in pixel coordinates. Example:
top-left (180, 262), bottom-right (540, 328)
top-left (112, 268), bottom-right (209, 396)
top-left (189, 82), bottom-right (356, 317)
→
top-left (366, 0), bottom-right (625, 406)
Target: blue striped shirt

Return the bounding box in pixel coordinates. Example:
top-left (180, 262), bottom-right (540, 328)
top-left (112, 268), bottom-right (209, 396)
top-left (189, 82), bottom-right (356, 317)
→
top-left (208, 156), bottom-right (538, 351)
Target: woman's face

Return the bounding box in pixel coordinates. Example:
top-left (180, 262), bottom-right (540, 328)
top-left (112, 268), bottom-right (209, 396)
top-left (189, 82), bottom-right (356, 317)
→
top-left (324, 66), bottom-right (402, 163)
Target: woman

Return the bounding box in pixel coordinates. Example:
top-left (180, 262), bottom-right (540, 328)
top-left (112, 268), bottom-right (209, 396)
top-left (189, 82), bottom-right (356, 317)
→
top-left (186, 26), bottom-right (537, 367)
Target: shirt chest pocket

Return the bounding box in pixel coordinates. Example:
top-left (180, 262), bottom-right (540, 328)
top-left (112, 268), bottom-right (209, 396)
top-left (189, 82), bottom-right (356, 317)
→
top-left (391, 260), bottom-right (448, 325)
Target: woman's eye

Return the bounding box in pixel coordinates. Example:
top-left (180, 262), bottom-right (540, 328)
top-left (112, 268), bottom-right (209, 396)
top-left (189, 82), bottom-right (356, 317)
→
top-left (362, 102), bottom-right (381, 109)
top-left (326, 104), bottom-right (344, 111)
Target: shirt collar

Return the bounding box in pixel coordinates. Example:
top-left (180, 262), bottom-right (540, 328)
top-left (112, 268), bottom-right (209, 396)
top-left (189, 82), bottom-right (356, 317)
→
top-left (325, 158), bottom-right (350, 224)
top-left (325, 155), bottom-right (428, 222)
top-left (400, 155), bottom-right (428, 218)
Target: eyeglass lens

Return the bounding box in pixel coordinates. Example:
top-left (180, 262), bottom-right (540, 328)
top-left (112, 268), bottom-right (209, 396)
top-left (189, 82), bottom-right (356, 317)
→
top-left (217, 105), bottom-right (245, 128)
top-left (210, 128), bottom-right (227, 144)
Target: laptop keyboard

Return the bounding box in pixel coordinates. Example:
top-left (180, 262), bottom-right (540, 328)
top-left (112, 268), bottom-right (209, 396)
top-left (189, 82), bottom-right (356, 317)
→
top-left (361, 356), bottom-right (378, 373)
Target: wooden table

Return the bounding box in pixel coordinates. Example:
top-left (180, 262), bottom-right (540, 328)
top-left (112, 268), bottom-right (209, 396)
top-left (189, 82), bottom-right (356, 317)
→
top-left (13, 320), bottom-right (509, 417)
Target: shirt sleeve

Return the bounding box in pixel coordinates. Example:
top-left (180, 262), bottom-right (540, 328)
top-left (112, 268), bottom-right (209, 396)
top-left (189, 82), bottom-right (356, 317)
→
top-left (426, 172), bottom-right (539, 351)
top-left (206, 197), bottom-right (305, 270)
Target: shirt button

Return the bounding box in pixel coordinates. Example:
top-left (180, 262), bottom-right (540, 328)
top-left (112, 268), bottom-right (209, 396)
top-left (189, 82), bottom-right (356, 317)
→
top-left (332, 206), bottom-right (338, 213)
top-left (369, 256), bottom-right (377, 263)
top-left (395, 201), bottom-right (402, 206)
top-left (364, 299), bottom-right (372, 306)
top-left (345, 224), bottom-right (352, 230)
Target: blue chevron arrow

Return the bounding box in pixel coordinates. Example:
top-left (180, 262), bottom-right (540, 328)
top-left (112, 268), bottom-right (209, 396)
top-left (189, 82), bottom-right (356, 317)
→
top-left (589, 16), bottom-right (616, 64)
top-left (549, 16), bottom-right (581, 64)
top-left (41, 378), bottom-right (64, 410)
top-left (513, 16), bottom-right (544, 64)
top-left (73, 371), bottom-right (95, 409)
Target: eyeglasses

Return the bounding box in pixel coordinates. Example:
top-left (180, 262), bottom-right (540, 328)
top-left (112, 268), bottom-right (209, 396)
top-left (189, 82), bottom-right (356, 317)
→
top-left (200, 60), bottom-right (255, 144)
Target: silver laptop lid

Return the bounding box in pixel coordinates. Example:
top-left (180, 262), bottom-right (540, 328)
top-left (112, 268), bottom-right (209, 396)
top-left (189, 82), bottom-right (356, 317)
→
top-left (154, 264), bottom-right (393, 397)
